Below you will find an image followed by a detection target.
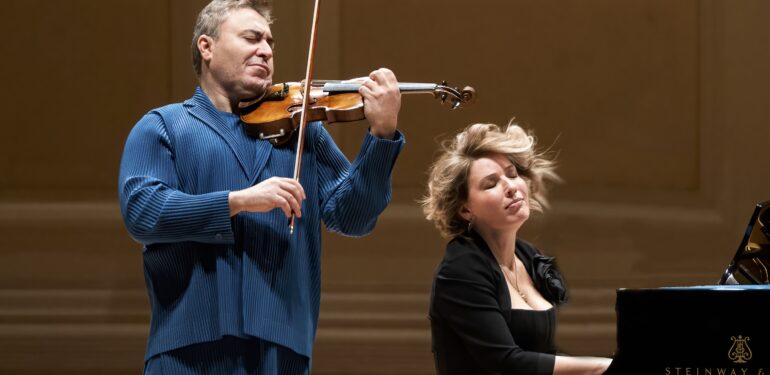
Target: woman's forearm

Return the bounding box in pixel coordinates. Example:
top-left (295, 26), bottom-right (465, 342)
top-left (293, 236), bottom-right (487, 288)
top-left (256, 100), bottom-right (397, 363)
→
top-left (553, 355), bottom-right (612, 375)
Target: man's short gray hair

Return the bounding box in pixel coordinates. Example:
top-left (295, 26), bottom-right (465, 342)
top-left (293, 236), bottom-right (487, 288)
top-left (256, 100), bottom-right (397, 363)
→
top-left (191, 0), bottom-right (272, 76)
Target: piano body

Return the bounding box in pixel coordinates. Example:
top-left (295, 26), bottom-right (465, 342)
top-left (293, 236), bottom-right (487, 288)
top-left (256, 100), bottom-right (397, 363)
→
top-left (605, 201), bottom-right (770, 375)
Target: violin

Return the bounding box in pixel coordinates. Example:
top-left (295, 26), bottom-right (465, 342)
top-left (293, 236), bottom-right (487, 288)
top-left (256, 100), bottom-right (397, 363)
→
top-left (238, 80), bottom-right (475, 146)
top-left (273, 0), bottom-right (474, 234)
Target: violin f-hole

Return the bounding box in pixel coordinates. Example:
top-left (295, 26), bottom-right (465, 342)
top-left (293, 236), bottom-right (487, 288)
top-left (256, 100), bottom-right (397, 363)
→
top-left (287, 98), bottom-right (317, 114)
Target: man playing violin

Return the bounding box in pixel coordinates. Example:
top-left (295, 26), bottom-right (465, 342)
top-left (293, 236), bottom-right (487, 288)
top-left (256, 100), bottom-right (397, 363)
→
top-left (118, 0), bottom-right (404, 373)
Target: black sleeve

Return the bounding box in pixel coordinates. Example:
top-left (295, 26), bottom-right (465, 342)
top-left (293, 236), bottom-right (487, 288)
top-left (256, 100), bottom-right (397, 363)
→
top-left (433, 248), bottom-right (555, 375)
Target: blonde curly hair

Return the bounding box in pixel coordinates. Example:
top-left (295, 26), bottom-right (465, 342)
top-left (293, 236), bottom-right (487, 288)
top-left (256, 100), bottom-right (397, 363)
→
top-left (421, 122), bottom-right (560, 239)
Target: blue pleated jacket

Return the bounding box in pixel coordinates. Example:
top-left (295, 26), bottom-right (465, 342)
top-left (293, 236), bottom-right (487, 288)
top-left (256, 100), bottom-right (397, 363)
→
top-left (118, 88), bottom-right (404, 361)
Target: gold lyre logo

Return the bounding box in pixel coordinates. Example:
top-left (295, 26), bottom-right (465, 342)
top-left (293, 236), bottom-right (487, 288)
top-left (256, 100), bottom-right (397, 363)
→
top-left (728, 335), bottom-right (752, 364)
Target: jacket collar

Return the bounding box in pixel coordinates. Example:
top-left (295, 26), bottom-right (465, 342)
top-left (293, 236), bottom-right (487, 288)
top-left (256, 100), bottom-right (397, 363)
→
top-left (183, 87), bottom-right (271, 180)
top-left (465, 229), bottom-right (529, 268)
top-left (464, 229), bottom-right (568, 305)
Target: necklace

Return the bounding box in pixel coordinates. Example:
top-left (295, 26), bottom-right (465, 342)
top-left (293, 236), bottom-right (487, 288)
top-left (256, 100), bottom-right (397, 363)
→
top-left (501, 259), bottom-right (527, 302)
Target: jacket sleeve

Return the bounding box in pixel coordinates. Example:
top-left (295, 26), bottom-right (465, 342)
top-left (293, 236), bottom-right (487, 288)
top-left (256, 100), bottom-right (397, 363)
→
top-left (433, 249), bottom-right (555, 375)
top-left (118, 112), bottom-right (234, 245)
top-left (315, 126), bottom-right (405, 236)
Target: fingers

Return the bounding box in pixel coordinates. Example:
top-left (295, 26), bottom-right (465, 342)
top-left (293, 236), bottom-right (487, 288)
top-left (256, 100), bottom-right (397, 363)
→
top-left (358, 83), bottom-right (374, 101)
top-left (237, 177), bottom-right (306, 218)
top-left (360, 69), bottom-right (393, 91)
top-left (268, 186), bottom-right (296, 218)
top-left (276, 178), bottom-right (305, 218)
top-left (356, 68), bottom-right (398, 95)
top-left (277, 177), bottom-right (306, 201)
top-left (358, 77), bottom-right (395, 101)
top-left (273, 178), bottom-right (305, 218)
top-left (358, 68), bottom-right (400, 139)
top-left (369, 67), bottom-right (397, 85)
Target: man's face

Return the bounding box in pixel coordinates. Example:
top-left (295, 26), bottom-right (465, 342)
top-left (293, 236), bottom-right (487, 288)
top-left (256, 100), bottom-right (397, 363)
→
top-left (205, 7), bottom-right (274, 99)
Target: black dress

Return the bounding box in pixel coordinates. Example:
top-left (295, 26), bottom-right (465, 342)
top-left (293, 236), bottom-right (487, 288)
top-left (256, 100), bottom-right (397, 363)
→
top-left (429, 230), bottom-right (569, 375)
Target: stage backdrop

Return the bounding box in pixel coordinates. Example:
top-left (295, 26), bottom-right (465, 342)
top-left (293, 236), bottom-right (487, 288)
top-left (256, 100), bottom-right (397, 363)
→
top-left (1, 1), bottom-right (769, 374)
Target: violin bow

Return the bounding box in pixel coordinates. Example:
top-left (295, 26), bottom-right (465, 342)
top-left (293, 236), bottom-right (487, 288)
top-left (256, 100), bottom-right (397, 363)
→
top-left (289, 0), bottom-right (321, 234)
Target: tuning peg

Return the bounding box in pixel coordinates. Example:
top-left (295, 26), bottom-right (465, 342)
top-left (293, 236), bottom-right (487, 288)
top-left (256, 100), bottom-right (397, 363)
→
top-left (461, 86), bottom-right (476, 105)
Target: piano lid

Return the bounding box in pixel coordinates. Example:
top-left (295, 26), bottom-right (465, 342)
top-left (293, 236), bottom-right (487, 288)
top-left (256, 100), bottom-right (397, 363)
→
top-left (719, 200), bottom-right (770, 285)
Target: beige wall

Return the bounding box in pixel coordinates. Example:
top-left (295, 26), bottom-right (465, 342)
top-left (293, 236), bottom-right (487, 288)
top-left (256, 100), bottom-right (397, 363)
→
top-left (1, 1), bottom-right (769, 374)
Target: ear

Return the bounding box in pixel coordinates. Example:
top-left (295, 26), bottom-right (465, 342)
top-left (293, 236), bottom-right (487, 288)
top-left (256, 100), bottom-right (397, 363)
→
top-left (459, 205), bottom-right (472, 222)
top-left (198, 35), bottom-right (215, 63)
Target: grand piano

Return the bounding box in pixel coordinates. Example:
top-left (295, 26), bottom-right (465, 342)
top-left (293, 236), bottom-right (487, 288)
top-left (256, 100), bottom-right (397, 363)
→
top-left (604, 201), bottom-right (770, 374)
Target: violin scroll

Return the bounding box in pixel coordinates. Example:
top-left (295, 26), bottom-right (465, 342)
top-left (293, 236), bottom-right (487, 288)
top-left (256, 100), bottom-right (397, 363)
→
top-left (434, 81), bottom-right (476, 110)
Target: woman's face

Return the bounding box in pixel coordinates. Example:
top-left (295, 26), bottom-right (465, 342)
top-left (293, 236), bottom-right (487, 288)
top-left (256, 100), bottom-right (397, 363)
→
top-left (461, 154), bottom-right (530, 234)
